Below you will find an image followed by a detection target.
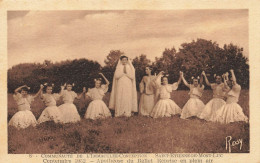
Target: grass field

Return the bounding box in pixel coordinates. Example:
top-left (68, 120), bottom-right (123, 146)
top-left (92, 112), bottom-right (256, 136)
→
top-left (8, 90), bottom-right (249, 154)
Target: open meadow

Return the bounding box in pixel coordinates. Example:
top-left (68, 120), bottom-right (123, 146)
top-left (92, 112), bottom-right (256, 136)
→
top-left (8, 90), bottom-right (249, 154)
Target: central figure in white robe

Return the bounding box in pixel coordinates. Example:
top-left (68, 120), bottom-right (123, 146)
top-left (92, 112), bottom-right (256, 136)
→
top-left (109, 55), bottom-right (138, 117)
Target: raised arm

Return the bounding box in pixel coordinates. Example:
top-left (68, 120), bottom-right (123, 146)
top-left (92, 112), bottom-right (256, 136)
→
top-left (59, 83), bottom-right (66, 96)
top-left (176, 71), bottom-right (182, 85)
top-left (202, 71), bottom-right (211, 86)
top-left (39, 84), bottom-right (44, 99)
top-left (99, 73), bottom-right (110, 86)
top-left (32, 85), bottom-right (44, 99)
top-left (230, 69), bottom-right (237, 84)
top-left (181, 72), bottom-right (190, 88)
top-left (14, 85), bottom-right (27, 94)
top-left (222, 73), bottom-right (230, 90)
top-left (199, 74), bottom-right (203, 87)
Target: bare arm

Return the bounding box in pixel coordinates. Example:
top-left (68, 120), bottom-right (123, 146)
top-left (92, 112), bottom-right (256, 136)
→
top-left (202, 71), bottom-right (211, 86)
top-left (99, 73), bottom-right (110, 86)
top-left (230, 69), bottom-right (237, 84)
top-left (14, 85), bottom-right (27, 94)
top-left (32, 85), bottom-right (44, 99)
top-left (59, 83), bottom-right (66, 96)
top-left (176, 71), bottom-right (182, 85)
top-left (181, 72), bottom-right (190, 88)
top-left (199, 74), bottom-right (203, 87)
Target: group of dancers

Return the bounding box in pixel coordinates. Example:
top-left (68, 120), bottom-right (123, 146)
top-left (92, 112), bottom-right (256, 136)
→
top-left (8, 55), bottom-right (249, 129)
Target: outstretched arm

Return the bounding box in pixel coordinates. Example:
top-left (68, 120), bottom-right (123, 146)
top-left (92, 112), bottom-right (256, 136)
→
top-left (230, 69), bottom-right (237, 84)
top-left (99, 73), bottom-right (110, 86)
top-left (14, 85), bottom-right (27, 94)
top-left (176, 71), bottom-right (182, 85)
top-left (222, 73), bottom-right (230, 90)
top-left (32, 85), bottom-right (44, 99)
top-left (202, 71), bottom-right (211, 86)
top-left (199, 74), bottom-right (203, 87)
top-left (59, 83), bottom-right (66, 95)
top-left (181, 72), bottom-right (190, 88)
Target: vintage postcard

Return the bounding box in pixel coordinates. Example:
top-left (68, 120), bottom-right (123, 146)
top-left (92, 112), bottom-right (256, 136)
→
top-left (0, 0), bottom-right (260, 163)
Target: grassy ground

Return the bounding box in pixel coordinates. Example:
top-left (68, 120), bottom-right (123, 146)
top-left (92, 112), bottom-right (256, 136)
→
top-left (8, 90), bottom-right (249, 154)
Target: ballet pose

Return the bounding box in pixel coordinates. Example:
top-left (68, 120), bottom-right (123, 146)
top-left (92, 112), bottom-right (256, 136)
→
top-left (139, 66), bottom-right (157, 116)
top-left (84, 73), bottom-right (112, 120)
top-left (199, 71), bottom-right (227, 122)
top-left (38, 83), bottom-right (63, 124)
top-left (180, 72), bottom-right (205, 119)
top-left (150, 71), bottom-right (182, 118)
top-left (216, 69), bottom-right (248, 124)
top-left (58, 83), bottom-right (85, 123)
top-left (9, 85), bottom-right (42, 129)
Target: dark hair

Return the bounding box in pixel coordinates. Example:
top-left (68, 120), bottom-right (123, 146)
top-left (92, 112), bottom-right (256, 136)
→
top-left (43, 83), bottom-right (54, 93)
top-left (21, 87), bottom-right (29, 92)
top-left (214, 73), bottom-right (222, 79)
top-left (120, 55), bottom-right (128, 60)
top-left (145, 66), bottom-right (154, 75)
top-left (161, 75), bottom-right (169, 83)
top-left (94, 78), bottom-right (102, 83)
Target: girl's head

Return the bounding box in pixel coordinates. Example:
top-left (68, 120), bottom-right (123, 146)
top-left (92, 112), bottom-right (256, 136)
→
top-left (161, 76), bottom-right (169, 85)
top-left (192, 76), bottom-right (200, 87)
top-left (43, 83), bottom-right (54, 94)
top-left (120, 55), bottom-right (128, 65)
top-left (66, 82), bottom-right (74, 91)
top-left (94, 78), bottom-right (102, 88)
top-left (214, 74), bottom-right (222, 84)
top-left (20, 87), bottom-right (29, 97)
top-left (145, 66), bottom-right (152, 75)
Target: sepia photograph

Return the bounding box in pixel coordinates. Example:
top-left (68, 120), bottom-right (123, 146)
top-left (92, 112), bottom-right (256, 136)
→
top-left (6, 9), bottom-right (250, 154)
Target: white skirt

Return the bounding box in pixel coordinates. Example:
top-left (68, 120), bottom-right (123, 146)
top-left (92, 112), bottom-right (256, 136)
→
top-left (84, 100), bottom-right (111, 120)
top-left (150, 99), bottom-right (181, 118)
top-left (139, 94), bottom-right (155, 116)
top-left (38, 106), bottom-right (63, 124)
top-left (8, 110), bottom-right (37, 129)
top-left (180, 98), bottom-right (205, 119)
top-left (58, 103), bottom-right (81, 123)
top-left (216, 102), bottom-right (248, 124)
top-left (199, 98), bottom-right (226, 122)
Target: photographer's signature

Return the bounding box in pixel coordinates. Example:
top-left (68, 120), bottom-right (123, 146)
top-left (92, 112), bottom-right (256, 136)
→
top-left (225, 136), bottom-right (243, 153)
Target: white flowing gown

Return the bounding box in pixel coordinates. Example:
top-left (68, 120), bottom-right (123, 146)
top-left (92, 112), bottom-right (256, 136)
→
top-left (9, 93), bottom-right (37, 129)
top-left (150, 75), bottom-right (182, 118)
top-left (38, 93), bottom-right (63, 124)
top-left (199, 83), bottom-right (226, 122)
top-left (139, 75), bottom-right (157, 116)
top-left (216, 84), bottom-right (248, 124)
top-left (180, 84), bottom-right (205, 119)
top-left (58, 90), bottom-right (81, 123)
top-left (109, 59), bottom-right (138, 117)
top-left (84, 85), bottom-right (111, 120)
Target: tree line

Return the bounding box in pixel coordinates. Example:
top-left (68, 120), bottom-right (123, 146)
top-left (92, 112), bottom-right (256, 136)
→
top-left (8, 38), bottom-right (249, 93)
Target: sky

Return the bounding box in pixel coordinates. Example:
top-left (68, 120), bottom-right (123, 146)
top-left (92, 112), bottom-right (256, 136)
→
top-left (8, 10), bottom-right (248, 68)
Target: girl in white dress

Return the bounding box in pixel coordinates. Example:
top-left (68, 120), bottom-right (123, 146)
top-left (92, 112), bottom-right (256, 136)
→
top-left (58, 83), bottom-right (85, 123)
top-left (150, 71), bottom-right (182, 118)
top-left (84, 73), bottom-right (112, 120)
top-left (109, 55), bottom-right (138, 117)
top-left (199, 71), bottom-right (227, 122)
top-left (216, 69), bottom-right (248, 124)
top-left (38, 83), bottom-right (63, 124)
top-left (9, 85), bottom-right (42, 129)
top-left (139, 66), bottom-right (157, 116)
top-left (180, 72), bottom-right (205, 119)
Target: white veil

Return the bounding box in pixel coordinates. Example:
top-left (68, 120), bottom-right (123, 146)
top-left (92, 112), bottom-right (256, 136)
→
top-left (109, 57), bottom-right (138, 112)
